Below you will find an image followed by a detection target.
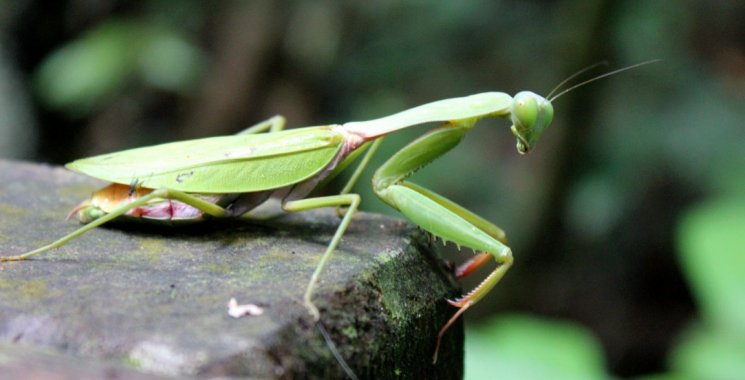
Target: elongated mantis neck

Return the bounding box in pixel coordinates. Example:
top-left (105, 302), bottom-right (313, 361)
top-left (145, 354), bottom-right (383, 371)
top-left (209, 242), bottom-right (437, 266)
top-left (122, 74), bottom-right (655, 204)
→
top-left (342, 92), bottom-right (514, 140)
top-left (343, 116), bottom-right (484, 142)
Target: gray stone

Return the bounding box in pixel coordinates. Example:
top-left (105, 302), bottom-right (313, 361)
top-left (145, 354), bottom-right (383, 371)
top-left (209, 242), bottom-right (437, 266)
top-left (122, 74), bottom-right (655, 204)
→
top-left (0, 160), bottom-right (463, 379)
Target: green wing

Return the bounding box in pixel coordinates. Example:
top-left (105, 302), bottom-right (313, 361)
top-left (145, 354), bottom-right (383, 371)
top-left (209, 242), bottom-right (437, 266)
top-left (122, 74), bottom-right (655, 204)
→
top-left (66, 126), bottom-right (345, 193)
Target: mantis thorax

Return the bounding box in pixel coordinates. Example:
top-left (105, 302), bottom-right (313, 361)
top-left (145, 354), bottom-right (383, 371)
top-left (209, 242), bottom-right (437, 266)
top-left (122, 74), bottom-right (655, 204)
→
top-left (509, 91), bottom-right (554, 154)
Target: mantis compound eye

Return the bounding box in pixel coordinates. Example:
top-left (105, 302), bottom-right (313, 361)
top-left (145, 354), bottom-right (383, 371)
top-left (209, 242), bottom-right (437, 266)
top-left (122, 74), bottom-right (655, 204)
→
top-left (510, 91), bottom-right (554, 154)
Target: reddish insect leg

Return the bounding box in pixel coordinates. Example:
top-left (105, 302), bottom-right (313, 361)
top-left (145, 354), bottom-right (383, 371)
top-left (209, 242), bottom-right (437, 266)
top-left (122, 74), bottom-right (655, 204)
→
top-left (432, 254), bottom-right (513, 363)
top-left (455, 252), bottom-right (493, 278)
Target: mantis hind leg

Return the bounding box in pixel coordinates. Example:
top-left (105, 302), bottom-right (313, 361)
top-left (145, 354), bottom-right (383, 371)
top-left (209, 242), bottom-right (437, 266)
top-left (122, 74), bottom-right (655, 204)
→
top-left (0, 189), bottom-right (230, 262)
top-left (2, 115), bottom-right (286, 260)
top-left (372, 124), bottom-right (513, 363)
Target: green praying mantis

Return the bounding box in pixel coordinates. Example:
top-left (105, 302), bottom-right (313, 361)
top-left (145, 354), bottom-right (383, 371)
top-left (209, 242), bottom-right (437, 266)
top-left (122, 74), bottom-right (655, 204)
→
top-left (0, 60), bottom-right (656, 364)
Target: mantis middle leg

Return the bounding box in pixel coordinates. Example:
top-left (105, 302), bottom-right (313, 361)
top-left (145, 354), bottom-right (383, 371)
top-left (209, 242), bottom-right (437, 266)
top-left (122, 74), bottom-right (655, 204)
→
top-left (372, 123), bottom-right (513, 363)
top-left (281, 193), bottom-right (361, 320)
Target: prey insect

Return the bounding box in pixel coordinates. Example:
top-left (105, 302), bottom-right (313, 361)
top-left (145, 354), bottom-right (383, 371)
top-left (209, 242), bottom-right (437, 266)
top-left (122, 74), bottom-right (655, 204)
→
top-left (1, 60), bottom-right (657, 363)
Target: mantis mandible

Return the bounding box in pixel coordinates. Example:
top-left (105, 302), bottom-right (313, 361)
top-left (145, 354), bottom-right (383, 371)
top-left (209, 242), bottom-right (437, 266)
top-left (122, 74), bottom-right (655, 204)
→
top-left (0, 61), bottom-right (656, 363)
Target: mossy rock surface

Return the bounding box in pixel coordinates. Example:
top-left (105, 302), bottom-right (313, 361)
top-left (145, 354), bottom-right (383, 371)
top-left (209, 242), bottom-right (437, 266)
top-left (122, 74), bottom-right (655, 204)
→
top-left (0, 159), bottom-right (463, 379)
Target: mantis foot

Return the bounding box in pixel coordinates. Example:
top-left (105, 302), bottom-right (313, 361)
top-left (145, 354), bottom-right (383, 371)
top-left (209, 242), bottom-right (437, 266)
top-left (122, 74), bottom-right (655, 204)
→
top-left (304, 296), bottom-right (321, 321)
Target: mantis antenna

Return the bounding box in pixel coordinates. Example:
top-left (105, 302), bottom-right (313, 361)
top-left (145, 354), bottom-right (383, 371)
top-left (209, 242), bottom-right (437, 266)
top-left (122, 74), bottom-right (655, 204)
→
top-left (548, 59), bottom-right (661, 102)
top-left (546, 61), bottom-right (609, 99)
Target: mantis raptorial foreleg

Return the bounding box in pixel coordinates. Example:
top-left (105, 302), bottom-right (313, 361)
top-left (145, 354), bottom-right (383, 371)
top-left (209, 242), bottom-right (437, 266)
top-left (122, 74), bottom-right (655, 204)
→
top-left (435, 254), bottom-right (512, 361)
top-left (401, 182), bottom-right (507, 243)
top-left (371, 122), bottom-right (514, 363)
top-left (454, 252), bottom-right (493, 278)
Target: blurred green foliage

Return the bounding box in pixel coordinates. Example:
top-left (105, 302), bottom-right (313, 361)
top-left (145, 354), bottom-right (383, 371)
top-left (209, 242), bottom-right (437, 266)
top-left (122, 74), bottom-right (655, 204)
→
top-left (35, 19), bottom-right (205, 117)
top-left (678, 199), bottom-right (745, 333)
top-left (668, 198), bottom-right (745, 379)
top-left (1, 0), bottom-right (744, 377)
top-left (465, 314), bottom-right (607, 380)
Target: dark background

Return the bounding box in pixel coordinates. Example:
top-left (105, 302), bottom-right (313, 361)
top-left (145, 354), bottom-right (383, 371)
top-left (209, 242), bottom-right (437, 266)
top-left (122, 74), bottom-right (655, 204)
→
top-left (2, 1), bottom-right (744, 378)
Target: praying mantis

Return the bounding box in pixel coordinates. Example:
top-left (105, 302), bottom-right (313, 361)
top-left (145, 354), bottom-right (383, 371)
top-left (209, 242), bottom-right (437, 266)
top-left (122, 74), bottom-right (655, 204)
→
top-left (0, 61), bottom-right (656, 364)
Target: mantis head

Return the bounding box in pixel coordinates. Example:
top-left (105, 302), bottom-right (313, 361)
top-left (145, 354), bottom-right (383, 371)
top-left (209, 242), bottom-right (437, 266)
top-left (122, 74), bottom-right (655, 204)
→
top-left (509, 91), bottom-right (553, 154)
top-left (507, 60), bottom-right (660, 154)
